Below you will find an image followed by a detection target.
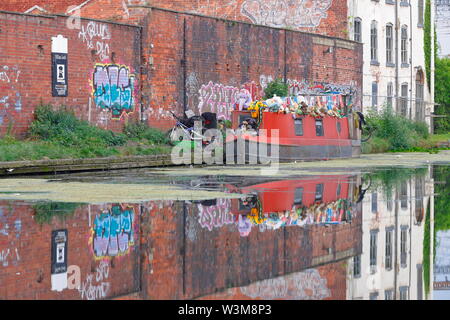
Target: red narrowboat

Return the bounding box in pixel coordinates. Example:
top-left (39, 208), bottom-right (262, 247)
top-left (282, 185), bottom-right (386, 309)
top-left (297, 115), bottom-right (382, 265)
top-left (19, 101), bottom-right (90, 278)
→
top-left (226, 101), bottom-right (362, 162)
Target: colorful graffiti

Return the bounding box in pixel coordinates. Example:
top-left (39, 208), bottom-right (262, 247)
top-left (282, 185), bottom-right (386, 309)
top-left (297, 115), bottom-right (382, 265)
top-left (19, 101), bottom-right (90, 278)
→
top-left (92, 64), bottom-right (136, 119)
top-left (197, 199), bottom-right (234, 232)
top-left (79, 260), bottom-right (110, 300)
top-left (198, 81), bottom-right (252, 120)
top-left (0, 65), bottom-right (22, 112)
top-left (241, 0), bottom-right (333, 29)
top-left (240, 268), bottom-right (331, 300)
top-left (78, 21), bottom-right (111, 61)
top-left (92, 206), bottom-right (135, 259)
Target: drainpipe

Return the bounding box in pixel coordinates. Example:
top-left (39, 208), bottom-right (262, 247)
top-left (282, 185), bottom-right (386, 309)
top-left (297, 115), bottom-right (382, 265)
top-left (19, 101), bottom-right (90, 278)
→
top-left (430, 0), bottom-right (435, 133)
top-left (395, 0), bottom-right (400, 115)
top-left (410, 0), bottom-right (414, 121)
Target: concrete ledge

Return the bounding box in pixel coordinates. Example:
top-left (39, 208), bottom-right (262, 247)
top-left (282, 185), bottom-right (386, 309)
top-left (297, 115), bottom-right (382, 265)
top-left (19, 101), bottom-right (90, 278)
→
top-left (0, 154), bottom-right (174, 176)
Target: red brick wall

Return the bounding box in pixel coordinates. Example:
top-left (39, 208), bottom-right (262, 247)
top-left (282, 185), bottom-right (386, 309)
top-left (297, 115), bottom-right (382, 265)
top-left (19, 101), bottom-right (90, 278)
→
top-left (0, 0), bottom-right (85, 14)
top-left (144, 0), bottom-right (349, 38)
top-left (141, 9), bottom-right (362, 129)
top-left (0, 11), bottom-right (141, 137)
top-left (0, 202), bottom-right (141, 300)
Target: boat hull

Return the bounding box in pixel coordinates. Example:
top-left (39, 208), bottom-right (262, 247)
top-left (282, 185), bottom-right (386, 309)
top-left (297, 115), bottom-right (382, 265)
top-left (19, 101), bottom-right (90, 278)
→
top-left (226, 138), bottom-right (355, 163)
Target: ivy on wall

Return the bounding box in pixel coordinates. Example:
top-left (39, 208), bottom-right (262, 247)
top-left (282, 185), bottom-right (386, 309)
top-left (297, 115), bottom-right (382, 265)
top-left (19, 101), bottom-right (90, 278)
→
top-left (424, 0), bottom-right (438, 91)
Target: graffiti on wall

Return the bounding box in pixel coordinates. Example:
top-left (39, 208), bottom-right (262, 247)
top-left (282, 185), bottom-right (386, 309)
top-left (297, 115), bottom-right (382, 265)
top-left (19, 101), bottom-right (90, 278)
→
top-left (0, 65), bottom-right (22, 112)
top-left (197, 81), bottom-right (252, 120)
top-left (92, 64), bottom-right (136, 119)
top-left (92, 206), bottom-right (135, 259)
top-left (79, 260), bottom-right (110, 300)
top-left (241, 0), bottom-right (333, 29)
top-left (240, 268), bottom-right (331, 300)
top-left (0, 248), bottom-right (20, 267)
top-left (79, 21), bottom-right (111, 61)
top-left (197, 199), bottom-right (234, 232)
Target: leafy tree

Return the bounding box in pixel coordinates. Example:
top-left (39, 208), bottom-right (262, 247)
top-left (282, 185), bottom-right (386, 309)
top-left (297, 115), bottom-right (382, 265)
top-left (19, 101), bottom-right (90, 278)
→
top-left (264, 79), bottom-right (288, 99)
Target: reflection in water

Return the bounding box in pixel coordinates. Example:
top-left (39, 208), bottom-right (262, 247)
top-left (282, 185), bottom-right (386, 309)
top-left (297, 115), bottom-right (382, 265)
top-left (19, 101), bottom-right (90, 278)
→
top-left (0, 165), bottom-right (447, 300)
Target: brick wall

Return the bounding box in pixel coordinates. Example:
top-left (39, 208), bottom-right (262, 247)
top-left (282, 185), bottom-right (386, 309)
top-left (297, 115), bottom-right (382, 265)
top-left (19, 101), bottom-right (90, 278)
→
top-left (140, 8), bottom-right (362, 129)
top-left (0, 11), bottom-right (141, 137)
top-left (145, 0), bottom-right (349, 38)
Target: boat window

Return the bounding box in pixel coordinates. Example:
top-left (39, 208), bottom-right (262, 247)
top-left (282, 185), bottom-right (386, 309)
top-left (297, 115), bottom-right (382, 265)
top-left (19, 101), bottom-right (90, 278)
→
top-left (336, 121), bottom-right (342, 134)
top-left (294, 119), bottom-right (303, 136)
top-left (315, 184), bottom-right (323, 201)
top-left (294, 188), bottom-right (304, 205)
top-left (315, 119), bottom-right (324, 136)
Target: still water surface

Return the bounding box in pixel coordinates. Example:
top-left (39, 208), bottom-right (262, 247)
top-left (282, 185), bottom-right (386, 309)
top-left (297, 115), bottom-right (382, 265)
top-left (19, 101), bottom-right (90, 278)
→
top-left (0, 163), bottom-right (448, 300)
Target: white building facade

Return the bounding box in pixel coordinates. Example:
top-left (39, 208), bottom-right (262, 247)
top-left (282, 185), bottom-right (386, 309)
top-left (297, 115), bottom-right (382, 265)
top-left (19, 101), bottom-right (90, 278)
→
top-left (348, 0), bottom-right (435, 130)
top-left (346, 169), bottom-right (435, 300)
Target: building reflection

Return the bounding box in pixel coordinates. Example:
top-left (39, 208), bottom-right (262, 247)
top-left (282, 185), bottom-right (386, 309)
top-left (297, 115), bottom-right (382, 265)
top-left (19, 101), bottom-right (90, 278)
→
top-left (1, 167), bottom-right (439, 300)
top-left (346, 167), bottom-right (435, 300)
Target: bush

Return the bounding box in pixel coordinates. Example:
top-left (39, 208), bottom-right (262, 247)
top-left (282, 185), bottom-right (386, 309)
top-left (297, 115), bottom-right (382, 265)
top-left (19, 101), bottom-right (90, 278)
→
top-left (123, 122), bottom-right (168, 145)
top-left (365, 108), bottom-right (430, 151)
top-left (30, 105), bottom-right (127, 148)
top-left (264, 79), bottom-right (288, 99)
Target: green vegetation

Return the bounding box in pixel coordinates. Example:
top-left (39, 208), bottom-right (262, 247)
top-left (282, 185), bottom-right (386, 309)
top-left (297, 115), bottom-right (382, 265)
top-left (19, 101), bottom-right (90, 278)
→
top-left (0, 105), bottom-right (170, 162)
top-left (264, 79), bottom-right (289, 99)
top-left (361, 108), bottom-right (446, 153)
top-left (435, 57), bottom-right (450, 134)
top-left (33, 202), bottom-right (82, 225)
top-left (365, 167), bottom-right (428, 201)
top-left (423, 197), bottom-right (432, 297)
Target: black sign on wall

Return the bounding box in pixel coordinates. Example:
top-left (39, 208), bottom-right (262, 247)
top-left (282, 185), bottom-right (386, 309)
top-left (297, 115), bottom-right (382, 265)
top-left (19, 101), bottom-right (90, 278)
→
top-left (51, 229), bottom-right (68, 274)
top-left (52, 53), bottom-right (68, 97)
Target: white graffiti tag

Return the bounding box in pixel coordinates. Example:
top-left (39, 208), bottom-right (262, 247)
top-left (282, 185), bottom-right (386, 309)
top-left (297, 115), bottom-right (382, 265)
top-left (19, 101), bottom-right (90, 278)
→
top-left (79, 22), bottom-right (111, 61)
top-left (241, 0), bottom-right (333, 29)
top-left (79, 261), bottom-right (110, 300)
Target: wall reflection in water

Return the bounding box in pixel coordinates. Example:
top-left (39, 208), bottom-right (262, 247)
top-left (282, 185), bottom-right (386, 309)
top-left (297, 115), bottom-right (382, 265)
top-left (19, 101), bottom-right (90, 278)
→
top-left (0, 166), bottom-right (444, 300)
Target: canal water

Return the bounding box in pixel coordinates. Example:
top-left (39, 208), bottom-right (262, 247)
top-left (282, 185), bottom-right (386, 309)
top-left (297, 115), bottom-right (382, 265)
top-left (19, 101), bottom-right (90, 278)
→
top-left (0, 162), bottom-right (448, 300)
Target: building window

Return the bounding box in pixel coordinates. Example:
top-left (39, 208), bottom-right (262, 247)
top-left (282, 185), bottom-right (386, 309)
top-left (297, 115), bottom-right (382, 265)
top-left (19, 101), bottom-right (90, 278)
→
top-left (416, 70), bottom-right (425, 122)
top-left (354, 18), bottom-right (362, 42)
top-left (400, 286), bottom-right (409, 300)
top-left (315, 119), bottom-right (324, 136)
top-left (353, 255), bottom-right (361, 277)
top-left (385, 290), bottom-right (394, 300)
top-left (401, 26), bottom-right (409, 66)
top-left (400, 181), bottom-right (408, 209)
top-left (387, 82), bottom-right (393, 110)
top-left (385, 227), bottom-right (394, 270)
top-left (386, 24), bottom-right (394, 65)
top-left (400, 83), bottom-right (408, 117)
top-left (415, 176), bottom-right (425, 225)
top-left (294, 119), bottom-right (304, 136)
top-left (401, 226), bottom-right (408, 268)
top-left (372, 82), bottom-right (378, 110)
top-left (418, 0), bottom-right (424, 27)
top-left (370, 292), bottom-right (379, 300)
top-left (370, 230), bottom-right (379, 273)
top-left (371, 21), bottom-right (378, 64)
top-left (371, 192), bottom-right (378, 213)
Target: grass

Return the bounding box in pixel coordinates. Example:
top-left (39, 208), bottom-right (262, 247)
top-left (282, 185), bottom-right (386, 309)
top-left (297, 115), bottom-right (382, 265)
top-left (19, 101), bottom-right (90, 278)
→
top-left (0, 105), bottom-right (171, 162)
